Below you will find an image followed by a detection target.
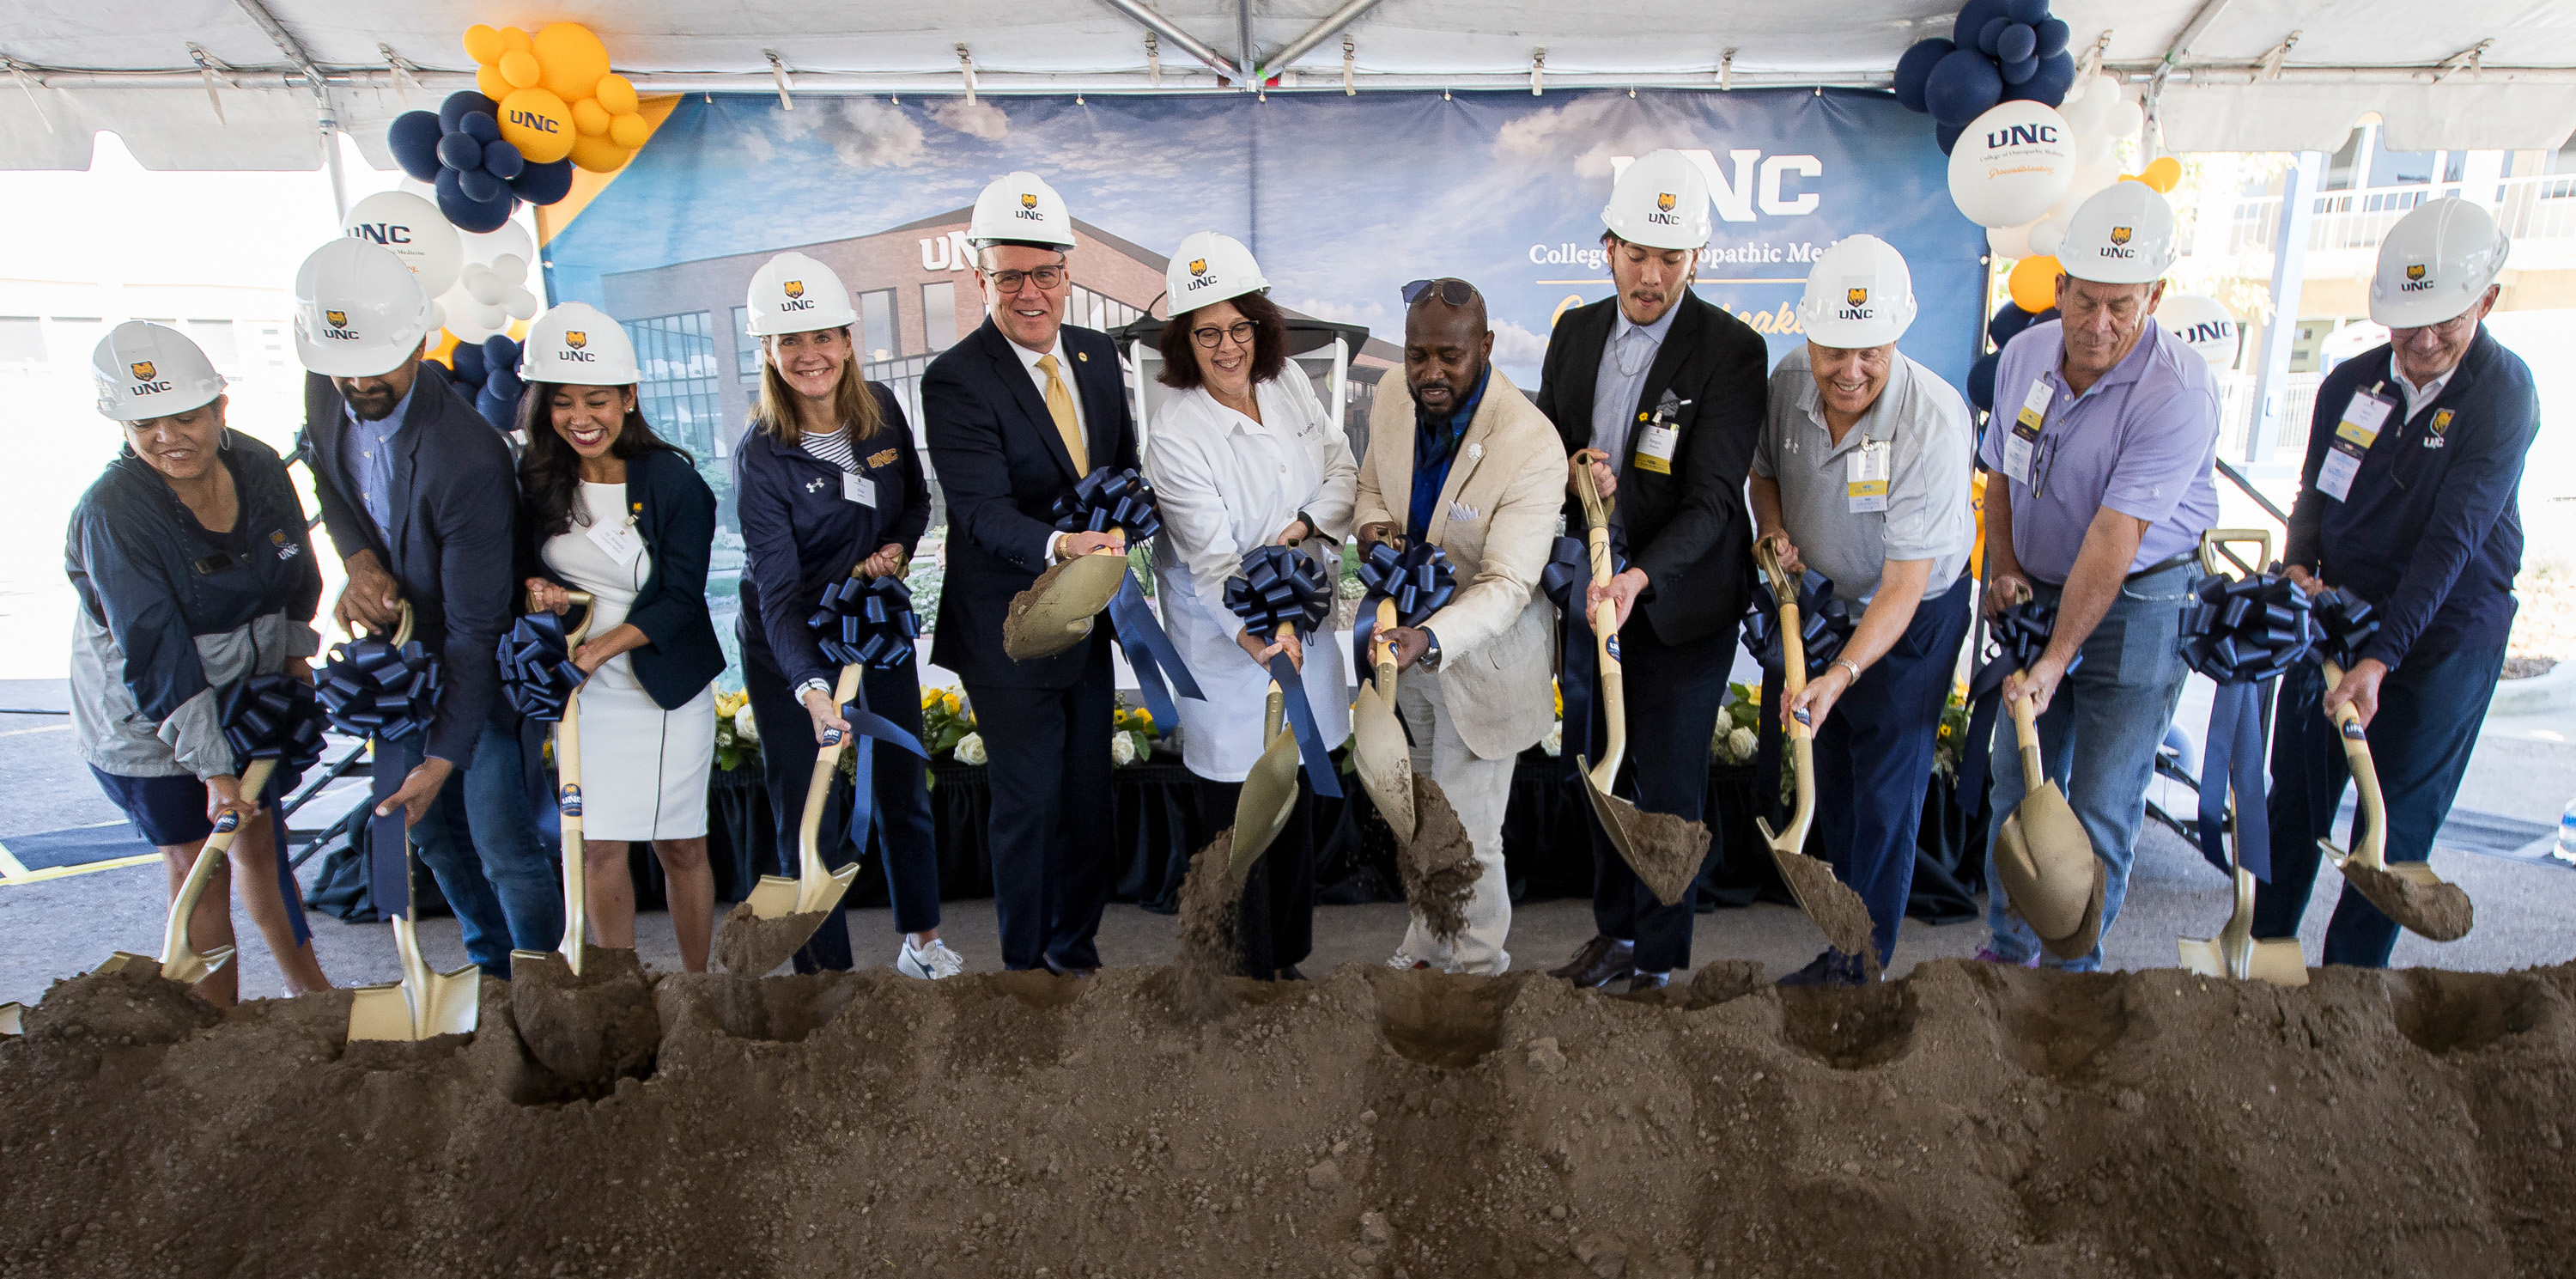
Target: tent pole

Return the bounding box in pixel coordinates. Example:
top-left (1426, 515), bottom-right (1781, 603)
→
top-left (1267, 0), bottom-right (1383, 74)
top-left (1090, 0), bottom-right (1239, 78)
top-left (1238, 0), bottom-right (1257, 89)
top-left (2245, 149), bottom-right (2319, 466)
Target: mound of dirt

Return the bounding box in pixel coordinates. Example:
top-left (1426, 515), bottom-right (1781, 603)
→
top-left (713, 903), bottom-right (829, 977)
top-left (8, 960), bottom-right (2576, 1277)
top-left (510, 947), bottom-right (660, 1092)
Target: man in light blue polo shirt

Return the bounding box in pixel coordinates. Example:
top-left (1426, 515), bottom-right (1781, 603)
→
top-left (1975, 181), bottom-right (2221, 971)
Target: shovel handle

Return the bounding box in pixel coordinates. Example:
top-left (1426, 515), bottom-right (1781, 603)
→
top-left (797, 661), bottom-right (868, 882)
top-left (2318, 660), bottom-right (2389, 871)
top-left (2006, 672), bottom-right (2047, 797)
top-left (161, 756), bottom-right (281, 971)
top-left (526, 588), bottom-right (599, 646)
top-left (1572, 460), bottom-right (1629, 781)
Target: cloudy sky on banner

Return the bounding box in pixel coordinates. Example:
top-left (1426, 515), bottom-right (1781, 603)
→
top-left (547, 89), bottom-right (1983, 389)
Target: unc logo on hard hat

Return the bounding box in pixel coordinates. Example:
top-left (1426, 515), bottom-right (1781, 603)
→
top-left (325, 310), bottom-right (348, 328)
top-left (2401, 262), bottom-right (2435, 291)
top-left (1189, 259), bottom-right (1208, 277)
top-left (784, 280), bottom-right (805, 298)
top-left (1021, 193), bottom-right (1038, 209)
top-left (566, 332), bottom-right (587, 349)
top-left (1846, 288), bottom-right (1868, 308)
top-left (1656, 192), bottom-right (1676, 211)
top-left (130, 361), bottom-right (155, 381)
top-left (2109, 227), bottom-right (2132, 246)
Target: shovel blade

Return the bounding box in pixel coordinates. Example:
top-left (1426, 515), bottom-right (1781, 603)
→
top-left (793, 860), bottom-right (865, 917)
top-left (0, 1002), bottom-right (21, 1036)
top-left (741, 873), bottom-right (805, 921)
top-left (1580, 762), bottom-right (1706, 907)
top-left (346, 968), bottom-right (483, 1042)
top-left (1350, 685), bottom-right (1416, 845)
top-left (417, 965), bottom-right (483, 1036)
top-left (161, 945), bottom-right (236, 988)
top-left (2176, 936), bottom-right (2227, 978)
top-left (1998, 781), bottom-right (2097, 941)
top-left (1002, 553), bottom-right (1129, 661)
top-left (2037, 860), bottom-right (2109, 962)
top-left (2176, 934), bottom-right (2308, 987)
top-left (1228, 729), bottom-right (1303, 880)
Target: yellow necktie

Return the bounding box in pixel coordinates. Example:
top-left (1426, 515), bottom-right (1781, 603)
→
top-left (1037, 353), bottom-right (1088, 474)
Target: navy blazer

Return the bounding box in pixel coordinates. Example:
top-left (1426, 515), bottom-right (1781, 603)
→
top-left (731, 382), bottom-right (931, 691)
top-left (516, 447), bottom-right (726, 710)
top-left (300, 362), bottom-right (516, 766)
top-left (921, 319), bottom-right (1138, 690)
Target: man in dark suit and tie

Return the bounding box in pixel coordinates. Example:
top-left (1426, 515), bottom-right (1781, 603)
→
top-left (291, 238), bottom-right (550, 978)
top-left (923, 171), bottom-right (1138, 975)
top-left (1534, 150), bottom-right (1771, 993)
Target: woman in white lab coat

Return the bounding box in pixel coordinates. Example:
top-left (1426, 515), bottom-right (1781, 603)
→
top-left (1144, 232), bottom-right (1358, 981)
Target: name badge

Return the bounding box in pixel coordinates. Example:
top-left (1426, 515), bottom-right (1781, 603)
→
top-left (586, 519), bottom-right (642, 565)
top-left (1631, 393), bottom-right (1689, 476)
top-left (842, 472), bottom-right (877, 508)
top-left (1846, 442), bottom-right (1890, 514)
top-left (2318, 387), bottom-right (2395, 503)
top-left (2002, 379), bottom-right (2050, 485)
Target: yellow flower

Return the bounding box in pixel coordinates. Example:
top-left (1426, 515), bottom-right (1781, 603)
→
top-left (942, 689), bottom-right (962, 713)
top-left (1133, 709), bottom-right (1152, 729)
top-left (921, 690), bottom-right (939, 710)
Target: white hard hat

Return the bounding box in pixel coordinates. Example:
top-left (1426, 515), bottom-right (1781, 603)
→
top-left (744, 252), bottom-right (859, 337)
top-left (93, 321), bottom-right (226, 423)
top-left (2369, 197), bottom-right (2509, 329)
top-left (519, 302), bottom-right (641, 386)
top-left (968, 170), bottom-right (1077, 250)
top-left (1164, 231), bottom-right (1267, 314)
top-left (1601, 149), bottom-right (1712, 252)
top-left (1795, 234), bottom-right (1917, 349)
top-left (292, 238), bottom-right (436, 378)
top-left (2057, 181), bottom-right (2178, 285)
top-left (2154, 293), bottom-right (2241, 368)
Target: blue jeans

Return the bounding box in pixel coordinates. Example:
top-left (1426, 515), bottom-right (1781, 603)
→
top-left (404, 715), bottom-right (561, 977)
top-left (2252, 646), bottom-right (2502, 967)
top-left (1981, 563), bottom-right (2195, 971)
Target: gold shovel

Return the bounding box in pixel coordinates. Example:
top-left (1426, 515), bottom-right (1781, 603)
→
top-left (1349, 597), bottom-right (1417, 846)
top-left (1571, 460), bottom-right (1710, 906)
top-left (1752, 541), bottom-right (1878, 958)
top-left (1985, 582), bottom-right (2109, 962)
top-left (2178, 530), bottom-right (2307, 987)
top-left (2317, 659), bottom-right (2473, 941)
top-left (740, 636), bottom-right (868, 923)
top-left (349, 601), bottom-right (483, 1041)
top-left (1222, 622), bottom-right (1306, 891)
top-left (510, 591), bottom-right (596, 976)
top-left (98, 755), bottom-right (279, 987)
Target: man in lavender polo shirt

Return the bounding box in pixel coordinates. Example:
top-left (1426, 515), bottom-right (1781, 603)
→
top-left (1975, 182), bottom-right (2220, 971)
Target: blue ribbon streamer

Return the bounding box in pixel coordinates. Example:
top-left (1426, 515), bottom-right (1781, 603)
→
top-left (1349, 542), bottom-right (1456, 683)
top-left (1957, 597), bottom-right (2081, 805)
top-left (839, 679), bottom-right (928, 848)
top-left (1740, 568), bottom-right (1856, 679)
top-left (2196, 680), bottom-right (2272, 880)
top-left (1104, 574), bottom-right (1206, 732)
top-left (495, 610), bottom-right (586, 722)
top-left (2177, 570), bottom-right (2318, 882)
top-left (812, 576), bottom-right (920, 669)
top-left (365, 735), bottom-right (413, 924)
top-left (1224, 545), bottom-right (1342, 800)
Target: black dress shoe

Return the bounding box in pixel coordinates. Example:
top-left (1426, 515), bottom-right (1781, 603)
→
top-left (1776, 949), bottom-right (1867, 988)
top-left (1276, 965), bottom-right (1308, 982)
top-left (1043, 956), bottom-right (1097, 978)
top-left (1547, 935), bottom-right (1637, 989)
top-left (1622, 971), bottom-right (1670, 995)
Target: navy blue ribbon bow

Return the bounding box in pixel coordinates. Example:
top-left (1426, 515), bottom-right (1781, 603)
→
top-left (1349, 541), bottom-right (1457, 682)
top-left (1050, 466), bottom-right (1204, 728)
top-left (318, 633), bottom-right (442, 922)
top-left (2178, 570), bottom-right (2319, 881)
top-left (496, 610), bottom-right (586, 722)
top-left (1538, 536), bottom-right (1631, 775)
top-left (813, 575), bottom-right (920, 669)
top-left (220, 672), bottom-right (327, 774)
top-left (2312, 588), bottom-right (2379, 673)
top-left (1739, 568), bottom-right (1855, 679)
top-left (1224, 545), bottom-right (1342, 800)
top-left (1957, 597), bottom-right (2082, 804)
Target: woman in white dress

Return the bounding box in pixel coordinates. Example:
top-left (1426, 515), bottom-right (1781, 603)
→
top-left (1144, 232), bottom-right (1358, 980)
top-left (513, 304), bottom-right (726, 971)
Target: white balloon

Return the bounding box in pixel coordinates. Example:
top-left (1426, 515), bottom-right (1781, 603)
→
top-left (504, 287), bottom-right (539, 321)
top-left (1988, 222), bottom-right (2036, 260)
top-left (468, 300), bottom-right (508, 330)
top-left (458, 219), bottom-right (536, 273)
top-left (2029, 218), bottom-right (2069, 257)
top-left (342, 190), bottom-right (462, 297)
top-left (2086, 74), bottom-right (2123, 108)
top-left (2079, 130), bottom-right (2117, 166)
top-left (428, 299), bottom-right (447, 334)
top-left (2063, 88), bottom-right (2112, 134)
top-left (2071, 156), bottom-right (2123, 200)
top-left (397, 176), bottom-right (438, 202)
top-left (2105, 98), bottom-right (2144, 139)
top-left (489, 253), bottom-right (529, 288)
top-left (1948, 101), bottom-right (2077, 228)
top-left (2157, 294), bottom-right (2242, 368)
top-left (464, 265), bottom-right (507, 307)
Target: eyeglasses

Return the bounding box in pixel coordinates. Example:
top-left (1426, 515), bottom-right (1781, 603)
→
top-left (1401, 278), bottom-right (1479, 307)
top-left (987, 265), bottom-right (1066, 293)
top-left (1190, 320), bottom-right (1257, 349)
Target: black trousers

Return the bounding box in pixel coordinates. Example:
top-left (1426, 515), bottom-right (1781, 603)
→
top-left (1190, 772), bottom-right (1317, 978)
top-left (963, 631), bottom-right (1118, 971)
top-left (1584, 616), bottom-right (1735, 974)
top-left (741, 639), bottom-right (942, 974)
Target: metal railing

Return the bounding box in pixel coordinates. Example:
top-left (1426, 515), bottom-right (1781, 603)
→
top-left (2218, 172), bottom-right (2576, 259)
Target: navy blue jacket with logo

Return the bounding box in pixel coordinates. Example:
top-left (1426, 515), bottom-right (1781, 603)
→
top-left (300, 361), bottom-right (518, 766)
top-left (731, 382), bottom-right (930, 692)
top-left (2285, 327), bottom-right (2537, 670)
top-left (65, 432), bottom-right (322, 780)
top-left (514, 447), bottom-right (727, 711)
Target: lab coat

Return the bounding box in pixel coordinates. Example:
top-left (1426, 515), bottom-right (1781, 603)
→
top-left (1144, 375), bottom-right (1358, 782)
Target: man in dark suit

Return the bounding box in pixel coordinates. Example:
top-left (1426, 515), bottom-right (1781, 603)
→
top-left (291, 238), bottom-right (550, 978)
top-left (1534, 151), bottom-right (1771, 993)
top-left (922, 171), bottom-right (1137, 975)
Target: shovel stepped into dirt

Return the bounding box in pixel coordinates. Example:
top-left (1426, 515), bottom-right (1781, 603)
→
top-left (1751, 541), bottom-right (1877, 959)
top-left (1569, 460), bottom-right (1710, 907)
top-left (2316, 657), bottom-right (2474, 942)
top-left (509, 591), bottom-right (598, 977)
top-left (1984, 583), bottom-right (2108, 963)
top-left (344, 601), bottom-right (482, 1041)
top-left (738, 567), bottom-right (872, 930)
top-left (2177, 530), bottom-right (2308, 988)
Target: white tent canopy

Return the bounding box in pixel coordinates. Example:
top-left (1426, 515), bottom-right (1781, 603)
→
top-left (3, 0), bottom-right (2573, 169)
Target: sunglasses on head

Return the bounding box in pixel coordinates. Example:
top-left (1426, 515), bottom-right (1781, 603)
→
top-left (1401, 278), bottom-right (1479, 307)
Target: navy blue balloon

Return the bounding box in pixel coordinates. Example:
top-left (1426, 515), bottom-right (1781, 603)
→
top-left (507, 158), bottom-right (575, 206)
top-left (1987, 304), bottom-right (2032, 348)
top-left (457, 166), bottom-right (504, 204)
top-left (488, 367), bottom-right (525, 406)
top-left (474, 385), bottom-right (515, 434)
top-left (1967, 351), bottom-right (2002, 413)
top-left (1926, 48), bottom-right (2005, 126)
top-left (1936, 122), bottom-right (1965, 155)
top-left (2033, 17), bottom-right (2072, 58)
top-left (2001, 56), bottom-right (2040, 85)
top-left (439, 91), bottom-right (496, 134)
top-left (2003, 50), bottom-right (2078, 106)
top-left (2005, 0), bottom-right (2050, 22)
top-left (435, 167), bottom-right (514, 234)
top-left (459, 111), bottom-right (501, 143)
top-left (435, 131), bottom-right (483, 173)
top-left (480, 138), bottom-right (525, 181)
top-left (450, 341), bottom-right (488, 387)
top-left (1893, 38), bottom-right (1953, 113)
top-left (1953, 0), bottom-right (2010, 48)
top-left (388, 111), bottom-right (445, 182)
top-left (1996, 22), bottom-right (2038, 64)
top-left (483, 335), bottom-right (519, 375)
top-left (1978, 15), bottom-right (2011, 55)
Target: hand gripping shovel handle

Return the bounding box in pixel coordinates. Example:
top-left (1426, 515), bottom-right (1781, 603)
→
top-left (1990, 578), bottom-right (2050, 801)
top-left (149, 755), bottom-right (280, 983)
top-left (1573, 460), bottom-right (1626, 783)
top-left (2317, 660), bottom-right (2389, 872)
top-left (1371, 597), bottom-right (1400, 690)
top-left (1753, 539), bottom-right (1818, 831)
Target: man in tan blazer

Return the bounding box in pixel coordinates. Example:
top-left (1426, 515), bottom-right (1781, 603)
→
top-left (1358, 279), bottom-right (1568, 974)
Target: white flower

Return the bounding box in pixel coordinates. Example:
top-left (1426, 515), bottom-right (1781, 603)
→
top-left (732, 704), bottom-right (761, 745)
top-left (1466, 442), bottom-right (1483, 463)
top-left (1111, 731), bottom-right (1138, 767)
top-left (954, 732), bottom-right (987, 766)
top-left (1540, 726), bottom-right (1562, 758)
top-left (1722, 726), bottom-right (1758, 764)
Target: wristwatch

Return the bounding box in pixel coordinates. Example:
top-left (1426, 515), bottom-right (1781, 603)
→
top-left (799, 677), bottom-right (832, 700)
top-left (1418, 629), bottom-right (1443, 673)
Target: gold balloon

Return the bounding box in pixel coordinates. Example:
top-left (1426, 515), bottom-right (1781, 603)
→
top-left (2142, 155), bottom-right (2184, 193)
top-left (568, 132), bottom-right (632, 174)
top-left (2008, 254), bottom-right (2061, 314)
top-left (496, 87), bottom-right (576, 164)
top-left (607, 112), bottom-right (650, 149)
top-left (462, 24), bottom-right (504, 65)
top-left (572, 97), bottom-right (611, 137)
top-left (474, 64), bottom-right (511, 102)
top-left (498, 48), bottom-right (543, 90)
top-left (534, 23), bottom-right (612, 102)
top-left (592, 73), bottom-right (639, 116)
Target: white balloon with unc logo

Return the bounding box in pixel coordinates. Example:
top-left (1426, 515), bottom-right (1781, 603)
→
top-left (342, 191), bottom-right (462, 297)
top-left (2157, 293), bottom-right (2240, 368)
top-left (1948, 101), bottom-right (2077, 228)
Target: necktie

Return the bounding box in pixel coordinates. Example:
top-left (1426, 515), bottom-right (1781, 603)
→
top-left (1037, 353), bottom-right (1088, 475)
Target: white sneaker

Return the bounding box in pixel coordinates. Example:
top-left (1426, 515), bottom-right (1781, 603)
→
top-left (1386, 952), bottom-right (1433, 971)
top-left (896, 938), bottom-right (966, 979)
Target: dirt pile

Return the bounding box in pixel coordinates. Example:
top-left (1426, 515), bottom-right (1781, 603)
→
top-left (7, 959), bottom-right (2576, 1277)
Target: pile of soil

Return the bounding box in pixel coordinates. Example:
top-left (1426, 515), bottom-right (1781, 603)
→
top-left (7, 958), bottom-right (2576, 1277)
